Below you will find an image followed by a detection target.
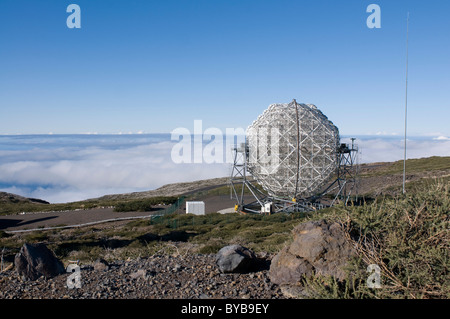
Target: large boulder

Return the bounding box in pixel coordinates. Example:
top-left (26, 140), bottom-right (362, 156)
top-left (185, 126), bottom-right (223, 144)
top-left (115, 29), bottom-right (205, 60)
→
top-left (14, 243), bottom-right (65, 281)
top-left (215, 244), bottom-right (257, 273)
top-left (269, 219), bottom-right (355, 286)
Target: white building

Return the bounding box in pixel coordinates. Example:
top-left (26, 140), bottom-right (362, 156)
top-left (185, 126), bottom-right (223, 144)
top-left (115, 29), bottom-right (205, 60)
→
top-left (186, 201), bottom-right (205, 215)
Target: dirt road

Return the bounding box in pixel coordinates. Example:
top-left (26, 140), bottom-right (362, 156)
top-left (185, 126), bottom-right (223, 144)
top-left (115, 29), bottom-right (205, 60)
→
top-left (0, 207), bottom-right (168, 232)
top-left (0, 194), bottom-right (251, 232)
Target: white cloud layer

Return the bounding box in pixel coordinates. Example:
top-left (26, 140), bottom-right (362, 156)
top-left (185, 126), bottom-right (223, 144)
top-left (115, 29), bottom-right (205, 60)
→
top-left (0, 135), bottom-right (449, 203)
top-left (342, 136), bottom-right (450, 163)
top-left (0, 138), bottom-right (230, 203)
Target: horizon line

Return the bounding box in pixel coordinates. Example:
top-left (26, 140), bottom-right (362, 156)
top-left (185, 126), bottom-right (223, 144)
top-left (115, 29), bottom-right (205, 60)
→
top-left (0, 133), bottom-right (449, 138)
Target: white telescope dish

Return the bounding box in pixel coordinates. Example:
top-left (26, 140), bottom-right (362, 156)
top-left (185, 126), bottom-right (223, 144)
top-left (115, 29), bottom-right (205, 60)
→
top-left (246, 100), bottom-right (340, 199)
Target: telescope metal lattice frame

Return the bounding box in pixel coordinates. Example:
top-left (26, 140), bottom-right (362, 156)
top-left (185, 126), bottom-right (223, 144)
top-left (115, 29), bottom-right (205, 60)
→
top-left (246, 99), bottom-right (340, 199)
top-left (326, 138), bottom-right (360, 206)
top-left (229, 99), bottom-right (359, 214)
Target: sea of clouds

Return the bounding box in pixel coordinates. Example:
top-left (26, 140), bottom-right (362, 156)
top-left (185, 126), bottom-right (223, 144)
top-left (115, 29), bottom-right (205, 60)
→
top-left (0, 134), bottom-right (449, 203)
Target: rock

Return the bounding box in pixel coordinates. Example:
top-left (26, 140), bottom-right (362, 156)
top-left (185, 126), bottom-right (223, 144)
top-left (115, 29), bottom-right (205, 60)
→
top-left (279, 284), bottom-right (310, 299)
top-left (173, 264), bottom-right (182, 272)
top-left (269, 250), bottom-right (314, 285)
top-left (215, 245), bottom-right (256, 273)
top-left (130, 269), bottom-right (147, 280)
top-left (3, 252), bottom-right (283, 299)
top-left (93, 258), bottom-right (109, 271)
top-left (14, 243), bottom-right (65, 281)
top-left (269, 219), bottom-right (355, 286)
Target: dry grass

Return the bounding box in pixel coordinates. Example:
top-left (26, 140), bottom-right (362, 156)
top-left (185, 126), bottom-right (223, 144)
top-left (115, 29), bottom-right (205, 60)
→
top-left (307, 178), bottom-right (450, 299)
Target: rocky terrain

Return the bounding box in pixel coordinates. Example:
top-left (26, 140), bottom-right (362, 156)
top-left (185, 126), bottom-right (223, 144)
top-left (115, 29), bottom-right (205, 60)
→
top-left (0, 219), bottom-right (354, 300)
top-left (0, 252), bottom-right (282, 299)
top-left (0, 156), bottom-right (448, 300)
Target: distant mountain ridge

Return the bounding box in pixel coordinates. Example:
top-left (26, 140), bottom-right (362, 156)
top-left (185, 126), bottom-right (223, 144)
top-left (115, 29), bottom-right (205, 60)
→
top-left (0, 192), bottom-right (50, 205)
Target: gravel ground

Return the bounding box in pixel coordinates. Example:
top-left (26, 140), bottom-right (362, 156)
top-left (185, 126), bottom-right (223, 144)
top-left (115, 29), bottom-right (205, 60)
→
top-left (0, 254), bottom-right (285, 299)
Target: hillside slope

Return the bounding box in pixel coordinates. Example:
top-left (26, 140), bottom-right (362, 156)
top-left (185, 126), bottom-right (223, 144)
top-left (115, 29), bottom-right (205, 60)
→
top-left (0, 192), bottom-right (50, 205)
top-left (1, 156), bottom-right (449, 215)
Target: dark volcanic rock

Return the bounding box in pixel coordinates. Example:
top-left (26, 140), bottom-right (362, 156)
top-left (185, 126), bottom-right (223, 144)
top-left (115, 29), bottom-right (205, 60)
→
top-left (215, 244), bottom-right (257, 273)
top-left (1, 253), bottom-right (284, 299)
top-left (14, 243), bottom-right (65, 281)
top-left (93, 258), bottom-right (110, 271)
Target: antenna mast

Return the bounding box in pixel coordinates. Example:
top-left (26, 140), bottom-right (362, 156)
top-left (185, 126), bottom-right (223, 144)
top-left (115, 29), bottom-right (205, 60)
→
top-left (403, 12), bottom-right (410, 194)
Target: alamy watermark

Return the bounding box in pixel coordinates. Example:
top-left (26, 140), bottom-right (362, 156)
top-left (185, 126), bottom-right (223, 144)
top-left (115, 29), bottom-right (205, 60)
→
top-left (170, 120), bottom-right (244, 164)
top-left (64, 4), bottom-right (380, 32)
top-left (366, 4), bottom-right (381, 29)
top-left (366, 264), bottom-right (382, 289)
top-left (170, 120), bottom-right (280, 167)
top-left (66, 4), bottom-right (81, 29)
top-left (66, 263), bottom-right (81, 289)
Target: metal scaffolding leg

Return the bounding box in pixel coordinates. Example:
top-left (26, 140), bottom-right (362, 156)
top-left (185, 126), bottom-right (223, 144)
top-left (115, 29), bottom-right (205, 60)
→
top-left (229, 139), bottom-right (359, 214)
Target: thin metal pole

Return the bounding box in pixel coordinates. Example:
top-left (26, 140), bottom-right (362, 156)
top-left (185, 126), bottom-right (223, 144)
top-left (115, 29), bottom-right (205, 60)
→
top-left (293, 99), bottom-right (300, 199)
top-left (403, 12), bottom-right (410, 194)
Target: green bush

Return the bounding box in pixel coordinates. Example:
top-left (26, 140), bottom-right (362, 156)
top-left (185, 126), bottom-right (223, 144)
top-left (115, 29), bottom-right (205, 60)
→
top-left (199, 243), bottom-right (224, 254)
top-left (0, 231), bottom-right (10, 238)
top-left (114, 196), bottom-right (178, 212)
top-left (24, 231), bottom-right (48, 243)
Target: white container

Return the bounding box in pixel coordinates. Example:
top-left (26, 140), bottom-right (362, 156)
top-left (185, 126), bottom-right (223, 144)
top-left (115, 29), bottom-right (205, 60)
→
top-left (261, 202), bottom-right (273, 214)
top-left (186, 201), bottom-right (205, 215)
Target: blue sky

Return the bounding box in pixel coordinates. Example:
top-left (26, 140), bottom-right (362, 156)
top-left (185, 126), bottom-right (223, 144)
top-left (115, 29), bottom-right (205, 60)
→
top-left (1, 0), bottom-right (449, 136)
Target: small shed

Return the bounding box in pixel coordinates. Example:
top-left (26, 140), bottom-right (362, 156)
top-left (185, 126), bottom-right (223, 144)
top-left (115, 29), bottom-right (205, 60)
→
top-left (186, 201), bottom-right (205, 215)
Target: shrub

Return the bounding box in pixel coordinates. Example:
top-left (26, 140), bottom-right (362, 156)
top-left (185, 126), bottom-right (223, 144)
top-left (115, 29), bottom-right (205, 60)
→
top-left (114, 196), bottom-right (178, 212)
top-left (311, 179), bottom-right (450, 299)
